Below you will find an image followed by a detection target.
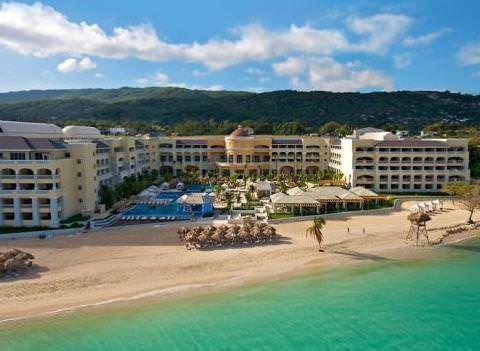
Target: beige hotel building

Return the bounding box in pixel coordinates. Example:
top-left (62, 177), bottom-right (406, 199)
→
top-left (0, 122), bottom-right (470, 228)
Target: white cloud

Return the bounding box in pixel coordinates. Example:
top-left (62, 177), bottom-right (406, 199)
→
top-left (245, 86), bottom-right (265, 93)
top-left (204, 84), bottom-right (223, 91)
top-left (0, 2), bottom-right (411, 70)
top-left (458, 42), bottom-right (480, 65)
top-left (245, 67), bottom-right (266, 75)
top-left (192, 69), bottom-right (208, 77)
top-left (273, 56), bottom-right (393, 92)
top-left (57, 57), bottom-right (96, 73)
top-left (94, 72), bottom-right (104, 78)
top-left (346, 14), bottom-right (412, 54)
top-left (394, 53), bottom-right (411, 69)
top-left (272, 56), bottom-right (307, 76)
top-left (402, 28), bottom-right (452, 46)
top-left (135, 72), bottom-right (222, 90)
top-left (57, 58), bottom-right (77, 73)
top-left (153, 72), bottom-right (169, 84)
top-left (136, 77), bottom-right (149, 85)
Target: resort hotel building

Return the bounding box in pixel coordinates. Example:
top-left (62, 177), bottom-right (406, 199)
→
top-left (0, 121), bottom-right (470, 228)
top-left (328, 128), bottom-right (470, 193)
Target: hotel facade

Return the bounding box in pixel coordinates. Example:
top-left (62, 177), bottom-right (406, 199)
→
top-left (0, 122), bottom-right (470, 228)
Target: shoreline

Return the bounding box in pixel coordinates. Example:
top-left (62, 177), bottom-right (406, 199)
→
top-left (2, 235), bottom-right (478, 328)
top-left (1, 200), bottom-right (478, 326)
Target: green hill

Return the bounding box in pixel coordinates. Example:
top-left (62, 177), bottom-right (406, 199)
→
top-left (0, 87), bottom-right (479, 135)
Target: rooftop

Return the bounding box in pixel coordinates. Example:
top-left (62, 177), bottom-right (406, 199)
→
top-left (0, 136), bottom-right (66, 150)
top-left (376, 140), bottom-right (448, 148)
top-left (0, 120), bottom-right (63, 138)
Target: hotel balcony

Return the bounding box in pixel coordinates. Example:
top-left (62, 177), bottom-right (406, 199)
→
top-left (216, 161), bottom-right (271, 168)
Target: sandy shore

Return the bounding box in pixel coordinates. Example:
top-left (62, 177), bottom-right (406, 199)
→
top-left (0, 200), bottom-right (477, 322)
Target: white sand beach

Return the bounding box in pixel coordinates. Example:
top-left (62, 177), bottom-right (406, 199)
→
top-left (0, 200), bottom-right (477, 322)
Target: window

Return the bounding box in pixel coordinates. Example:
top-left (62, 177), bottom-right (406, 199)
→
top-left (78, 185), bottom-right (82, 190)
top-left (10, 152), bottom-right (26, 160)
top-left (77, 172), bottom-right (82, 177)
top-left (236, 155), bottom-right (243, 163)
top-left (76, 159), bottom-right (82, 164)
top-left (78, 198), bottom-right (83, 203)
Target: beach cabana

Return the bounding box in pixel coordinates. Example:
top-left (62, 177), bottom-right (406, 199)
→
top-left (176, 193), bottom-right (214, 217)
top-left (270, 193), bottom-right (321, 216)
top-left (350, 186), bottom-right (385, 207)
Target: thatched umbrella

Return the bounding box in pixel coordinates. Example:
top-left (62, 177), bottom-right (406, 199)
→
top-left (0, 249), bottom-right (35, 277)
top-left (251, 224), bottom-right (263, 242)
top-left (264, 225), bottom-right (277, 239)
top-left (177, 226), bottom-right (189, 240)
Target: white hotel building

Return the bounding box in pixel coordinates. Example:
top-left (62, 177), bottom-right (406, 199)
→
top-left (329, 128), bottom-right (470, 192)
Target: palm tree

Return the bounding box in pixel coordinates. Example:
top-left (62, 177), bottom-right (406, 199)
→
top-left (306, 217), bottom-right (326, 252)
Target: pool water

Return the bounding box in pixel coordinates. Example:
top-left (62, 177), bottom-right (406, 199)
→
top-left (124, 186), bottom-right (212, 218)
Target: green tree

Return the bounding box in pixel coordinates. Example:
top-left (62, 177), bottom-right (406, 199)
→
top-left (306, 217), bottom-right (327, 252)
top-left (444, 182), bottom-right (480, 223)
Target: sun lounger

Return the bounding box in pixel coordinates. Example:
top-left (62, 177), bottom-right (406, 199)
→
top-left (149, 216), bottom-right (156, 220)
top-left (171, 216), bottom-right (176, 221)
top-left (159, 216), bottom-right (166, 221)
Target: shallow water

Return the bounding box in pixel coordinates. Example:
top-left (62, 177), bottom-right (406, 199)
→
top-left (2, 239), bottom-right (480, 351)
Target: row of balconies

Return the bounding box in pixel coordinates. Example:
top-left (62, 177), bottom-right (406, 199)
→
top-left (356, 160), bottom-right (465, 165)
top-left (356, 166), bottom-right (467, 172)
top-left (0, 159), bottom-right (52, 164)
top-left (0, 174), bottom-right (60, 180)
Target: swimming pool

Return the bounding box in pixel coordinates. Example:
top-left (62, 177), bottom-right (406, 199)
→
top-left (185, 184), bottom-right (213, 193)
top-left (123, 187), bottom-right (212, 219)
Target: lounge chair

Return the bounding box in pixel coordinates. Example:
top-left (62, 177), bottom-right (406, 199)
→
top-left (160, 216), bottom-right (166, 221)
top-left (171, 216), bottom-right (176, 221)
top-left (149, 216), bottom-right (157, 221)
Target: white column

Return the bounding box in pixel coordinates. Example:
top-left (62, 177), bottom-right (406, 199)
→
top-left (409, 175), bottom-right (415, 191)
top-left (13, 197), bottom-right (22, 227)
top-left (50, 197), bottom-right (59, 228)
top-left (387, 175), bottom-right (392, 192)
top-left (32, 197), bottom-right (40, 226)
top-left (0, 199), bottom-right (4, 226)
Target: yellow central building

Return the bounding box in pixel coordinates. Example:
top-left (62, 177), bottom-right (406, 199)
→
top-left (157, 125), bottom-right (330, 177)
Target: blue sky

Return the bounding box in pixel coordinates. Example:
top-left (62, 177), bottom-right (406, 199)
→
top-left (0, 0), bottom-right (480, 93)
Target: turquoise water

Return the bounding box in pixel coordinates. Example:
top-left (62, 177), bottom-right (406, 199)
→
top-left (125, 187), bottom-right (212, 217)
top-left (2, 240), bottom-right (480, 351)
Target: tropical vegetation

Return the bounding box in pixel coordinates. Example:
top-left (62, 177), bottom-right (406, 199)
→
top-left (306, 217), bottom-right (326, 251)
top-left (1, 88), bottom-right (479, 135)
top-left (444, 182), bottom-right (480, 223)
